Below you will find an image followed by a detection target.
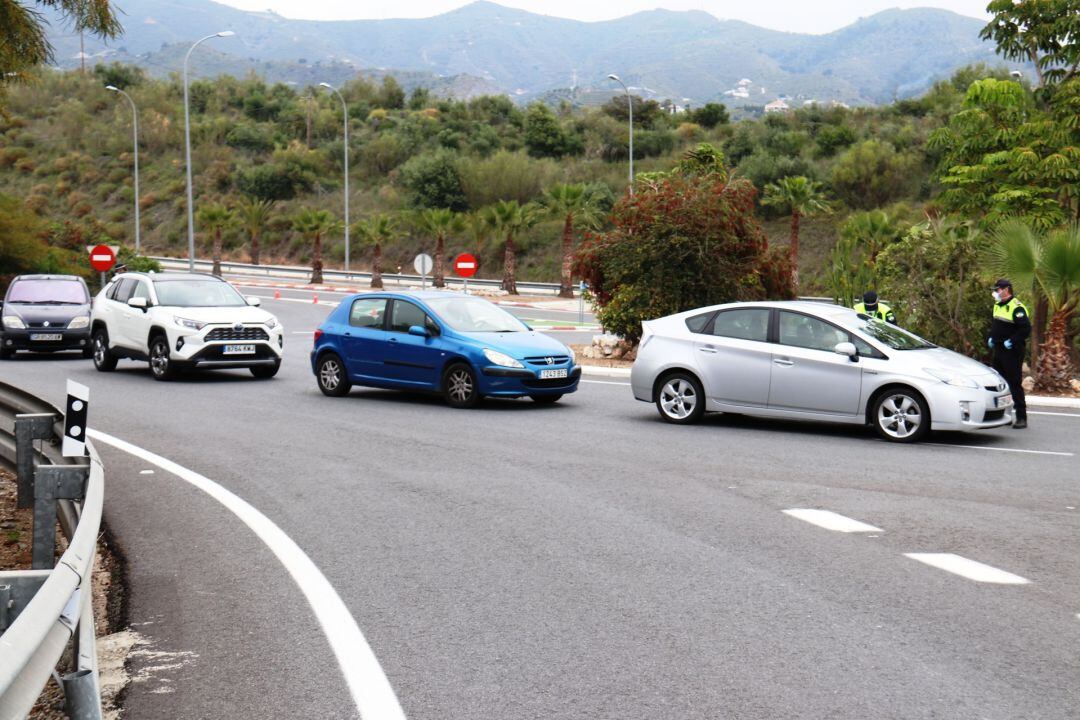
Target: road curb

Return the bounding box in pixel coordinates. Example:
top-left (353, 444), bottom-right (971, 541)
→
top-left (580, 365), bottom-right (632, 378)
top-left (1027, 395), bottom-right (1080, 409)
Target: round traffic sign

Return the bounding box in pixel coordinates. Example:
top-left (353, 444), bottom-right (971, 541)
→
top-left (89, 244), bottom-right (116, 273)
top-left (453, 253), bottom-right (478, 278)
top-left (414, 253), bottom-right (433, 275)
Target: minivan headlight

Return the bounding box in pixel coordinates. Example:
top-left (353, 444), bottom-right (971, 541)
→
top-left (174, 316), bottom-right (207, 331)
top-left (924, 368), bottom-right (979, 388)
top-left (2, 315), bottom-right (25, 329)
top-left (67, 316), bottom-right (90, 329)
top-left (483, 348), bottom-right (524, 368)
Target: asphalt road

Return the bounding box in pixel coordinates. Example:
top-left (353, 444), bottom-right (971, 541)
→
top-left (3, 295), bottom-right (1078, 719)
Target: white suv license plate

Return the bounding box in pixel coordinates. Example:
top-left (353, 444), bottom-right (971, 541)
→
top-left (223, 344), bottom-right (256, 355)
top-left (995, 394), bottom-right (1012, 408)
top-left (30, 333), bottom-right (63, 341)
top-left (540, 368), bottom-right (568, 379)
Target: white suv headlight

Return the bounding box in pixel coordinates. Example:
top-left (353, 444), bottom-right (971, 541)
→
top-left (925, 368), bottom-right (979, 388)
top-left (67, 316), bottom-right (90, 329)
top-left (174, 316), bottom-right (207, 331)
top-left (264, 317), bottom-right (278, 330)
top-left (2, 315), bottom-right (25, 329)
top-left (483, 348), bottom-right (524, 368)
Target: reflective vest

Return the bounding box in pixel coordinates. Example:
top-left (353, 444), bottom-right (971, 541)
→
top-left (993, 297), bottom-right (1027, 323)
top-left (854, 301), bottom-right (893, 322)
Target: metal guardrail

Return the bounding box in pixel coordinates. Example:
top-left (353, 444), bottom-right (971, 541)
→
top-left (149, 256), bottom-right (568, 296)
top-left (0, 381), bottom-right (103, 720)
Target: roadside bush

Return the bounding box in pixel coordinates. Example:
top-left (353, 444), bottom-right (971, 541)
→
top-left (397, 149), bottom-right (467, 211)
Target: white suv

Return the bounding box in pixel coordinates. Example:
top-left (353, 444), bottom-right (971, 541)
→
top-left (90, 272), bottom-right (284, 380)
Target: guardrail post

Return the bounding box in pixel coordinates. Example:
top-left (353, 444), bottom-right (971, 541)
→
top-left (14, 414), bottom-right (55, 509)
top-left (0, 571), bottom-right (51, 632)
top-left (32, 465), bottom-right (90, 570)
top-left (62, 669), bottom-right (102, 720)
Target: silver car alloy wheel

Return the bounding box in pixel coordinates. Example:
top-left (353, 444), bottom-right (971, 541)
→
top-left (320, 359), bottom-right (341, 390)
top-left (150, 342), bottom-right (169, 377)
top-left (660, 378), bottom-right (697, 420)
top-left (878, 393), bottom-right (922, 439)
top-left (447, 368), bottom-right (473, 403)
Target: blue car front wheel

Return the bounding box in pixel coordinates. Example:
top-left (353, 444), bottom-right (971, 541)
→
top-left (444, 362), bottom-right (480, 409)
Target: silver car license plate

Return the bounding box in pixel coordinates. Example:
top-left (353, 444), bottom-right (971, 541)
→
top-left (995, 394), bottom-right (1012, 408)
top-left (30, 333), bottom-right (63, 341)
top-left (223, 344), bottom-right (255, 355)
top-left (540, 368), bottom-right (567, 379)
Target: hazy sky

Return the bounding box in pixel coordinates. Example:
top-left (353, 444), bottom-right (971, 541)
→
top-left (212, 1), bottom-right (991, 34)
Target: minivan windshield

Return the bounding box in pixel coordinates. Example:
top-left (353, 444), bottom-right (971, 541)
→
top-left (424, 296), bottom-right (527, 332)
top-left (859, 318), bottom-right (934, 350)
top-left (6, 279), bottom-right (88, 304)
top-left (153, 279), bottom-right (247, 307)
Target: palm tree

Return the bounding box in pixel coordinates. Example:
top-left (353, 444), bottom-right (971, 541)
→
top-left (414, 208), bottom-right (464, 288)
top-left (761, 176), bottom-right (831, 289)
top-left (292, 208), bottom-right (340, 285)
top-left (544, 184), bottom-right (605, 298)
top-left (235, 197), bottom-right (275, 266)
top-left (989, 221), bottom-right (1080, 393)
top-left (197, 204), bottom-right (234, 277)
top-left (482, 200), bottom-right (540, 295)
top-left (354, 215), bottom-right (396, 289)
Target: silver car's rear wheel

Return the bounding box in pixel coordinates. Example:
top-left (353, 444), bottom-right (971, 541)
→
top-left (656, 372), bottom-right (705, 424)
top-left (873, 390), bottom-right (929, 443)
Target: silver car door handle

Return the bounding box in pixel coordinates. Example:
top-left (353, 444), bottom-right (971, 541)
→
top-left (773, 358), bottom-right (794, 366)
top-left (698, 346), bottom-right (718, 354)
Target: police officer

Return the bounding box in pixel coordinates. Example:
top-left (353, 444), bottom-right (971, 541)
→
top-left (988, 278), bottom-right (1030, 429)
top-left (854, 291), bottom-right (897, 324)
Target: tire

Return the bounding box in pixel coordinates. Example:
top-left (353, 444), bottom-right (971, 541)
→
top-left (655, 371), bottom-right (706, 424)
top-left (530, 394), bottom-right (563, 405)
top-left (0, 346), bottom-right (13, 360)
top-left (81, 345), bottom-right (94, 359)
top-left (443, 362), bottom-right (480, 409)
top-left (92, 328), bottom-right (117, 371)
top-left (316, 353), bottom-right (351, 397)
top-left (250, 362), bottom-right (280, 379)
top-left (148, 335), bottom-right (177, 381)
top-left (872, 388), bottom-right (930, 443)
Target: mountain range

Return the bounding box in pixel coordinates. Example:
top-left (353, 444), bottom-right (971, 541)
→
top-left (43, 0), bottom-right (1010, 105)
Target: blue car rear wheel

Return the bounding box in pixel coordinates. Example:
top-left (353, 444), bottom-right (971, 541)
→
top-left (317, 353), bottom-right (351, 397)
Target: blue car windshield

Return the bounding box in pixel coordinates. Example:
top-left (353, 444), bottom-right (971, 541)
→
top-left (425, 296), bottom-right (527, 332)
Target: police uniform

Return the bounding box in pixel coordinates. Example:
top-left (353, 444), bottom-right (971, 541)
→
top-left (853, 300), bottom-right (897, 324)
top-left (989, 295), bottom-right (1031, 425)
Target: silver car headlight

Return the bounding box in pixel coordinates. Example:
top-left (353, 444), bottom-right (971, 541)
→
top-left (483, 348), bottom-right (524, 369)
top-left (174, 316), bottom-right (207, 331)
top-left (2, 315), bottom-right (25, 330)
top-left (67, 315), bottom-right (90, 329)
top-left (924, 368), bottom-right (979, 388)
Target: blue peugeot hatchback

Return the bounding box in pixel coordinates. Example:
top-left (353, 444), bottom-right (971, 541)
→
top-left (311, 292), bottom-right (580, 407)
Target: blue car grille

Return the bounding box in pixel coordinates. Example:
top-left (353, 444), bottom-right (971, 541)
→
top-left (524, 355), bottom-right (569, 366)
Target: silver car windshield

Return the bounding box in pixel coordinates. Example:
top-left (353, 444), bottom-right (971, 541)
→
top-left (153, 280), bottom-right (247, 307)
top-left (858, 318), bottom-right (934, 350)
top-left (425, 296), bottom-right (527, 332)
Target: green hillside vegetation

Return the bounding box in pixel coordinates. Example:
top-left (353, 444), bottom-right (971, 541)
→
top-left (0, 62), bottom-right (999, 288)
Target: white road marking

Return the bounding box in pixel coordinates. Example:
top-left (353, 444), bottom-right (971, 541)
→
top-left (87, 429), bottom-right (406, 720)
top-left (139, 469), bottom-right (154, 475)
top-left (581, 380), bottom-right (631, 386)
top-left (1029, 411), bottom-right (1080, 418)
top-left (783, 508), bottom-right (883, 533)
top-left (927, 443), bottom-right (1073, 457)
top-left (904, 553), bottom-right (1030, 584)
top-left (293, 331), bottom-right (315, 335)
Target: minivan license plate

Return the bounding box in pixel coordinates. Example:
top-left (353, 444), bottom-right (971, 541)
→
top-left (540, 368), bottom-right (567, 379)
top-left (30, 333), bottom-right (63, 341)
top-left (223, 344), bottom-right (255, 355)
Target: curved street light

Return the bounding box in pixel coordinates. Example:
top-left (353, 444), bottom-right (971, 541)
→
top-left (320, 82), bottom-right (351, 273)
top-left (106, 85), bottom-right (141, 253)
top-left (608, 74), bottom-right (634, 195)
top-left (183, 31), bottom-right (234, 271)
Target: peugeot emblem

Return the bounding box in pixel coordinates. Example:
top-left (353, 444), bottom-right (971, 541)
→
top-left (545, 356), bottom-right (554, 365)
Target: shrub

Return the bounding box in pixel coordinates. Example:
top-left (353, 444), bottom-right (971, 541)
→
top-left (829, 140), bottom-right (920, 209)
top-left (397, 149), bottom-right (467, 211)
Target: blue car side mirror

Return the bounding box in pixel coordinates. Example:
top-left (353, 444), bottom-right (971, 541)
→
top-left (408, 325), bottom-right (429, 338)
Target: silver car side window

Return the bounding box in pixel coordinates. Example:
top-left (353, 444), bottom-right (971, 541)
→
top-left (711, 308), bottom-right (769, 342)
top-left (778, 311), bottom-right (847, 352)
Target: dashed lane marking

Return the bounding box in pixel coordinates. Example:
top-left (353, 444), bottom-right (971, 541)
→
top-left (783, 508), bottom-right (883, 533)
top-left (87, 429), bottom-right (407, 720)
top-left (904, 553), bottom-right (1030, 584)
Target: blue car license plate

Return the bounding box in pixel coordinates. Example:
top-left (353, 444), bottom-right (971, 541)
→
top-left (540, 368), bottom-right (567, 379)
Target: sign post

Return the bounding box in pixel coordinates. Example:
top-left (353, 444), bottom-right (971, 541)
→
top-left (579, 280), bottom-right (588, 325)
top-left (413, 253), bottom-right (433, 289)
top-left (453, 253), bottom-right (478, 295)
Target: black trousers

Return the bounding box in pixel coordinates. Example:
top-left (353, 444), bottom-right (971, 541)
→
top-left (993, 348), bottom-right (1026, 420)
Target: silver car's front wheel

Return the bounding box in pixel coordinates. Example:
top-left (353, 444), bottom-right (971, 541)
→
top-left (873, 390), bottom-right (929, 443)
top-left (656, 372), bottom-right (705, 424)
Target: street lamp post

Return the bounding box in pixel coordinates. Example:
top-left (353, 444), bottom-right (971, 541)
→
top-left (106, 85), bottom-right (141, 253)
top-left (183, 31), bottom-right (234, 271)
top-left (320, 82), bottom-right (350, 273)
top-left (608, 74), bottom-right (634, 195)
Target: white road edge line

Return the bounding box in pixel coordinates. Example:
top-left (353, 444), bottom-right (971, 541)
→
top-left (1028, 410), bottom-right (1080, 418)
top-left (86, 429), bottom-right (406, 720)
top-left (904, 553), bottom-right (1030, 584)
top-left (782, 508), bottom-right (883, 533)
top-left (926, 443), bottom-right (1073, 457)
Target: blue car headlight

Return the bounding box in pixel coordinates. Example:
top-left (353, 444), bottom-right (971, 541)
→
top-left (483, 348), bottom-right (524, 369)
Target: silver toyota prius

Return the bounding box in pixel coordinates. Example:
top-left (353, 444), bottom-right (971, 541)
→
top-left (630, 301), bottom-right (1013, 442)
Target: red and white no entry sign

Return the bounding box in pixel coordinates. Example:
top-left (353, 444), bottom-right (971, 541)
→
top-left (453, 253), bottom-right (478, 278)
top-left (89, 244), bottom-right (116, 273)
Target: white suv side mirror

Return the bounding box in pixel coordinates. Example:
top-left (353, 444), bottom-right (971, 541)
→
top-left (127, 297), bottom-right (148, 310)
top-left (246, 296), bottom-right (262, 307)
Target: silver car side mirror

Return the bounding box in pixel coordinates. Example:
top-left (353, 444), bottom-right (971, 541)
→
top-left (833, 341), bottom-right (858, 361)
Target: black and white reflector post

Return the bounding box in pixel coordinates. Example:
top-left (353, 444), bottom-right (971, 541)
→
top-left (62, 379), bottom-right (89, 457)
